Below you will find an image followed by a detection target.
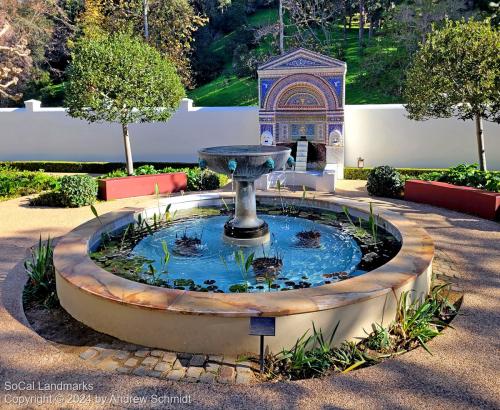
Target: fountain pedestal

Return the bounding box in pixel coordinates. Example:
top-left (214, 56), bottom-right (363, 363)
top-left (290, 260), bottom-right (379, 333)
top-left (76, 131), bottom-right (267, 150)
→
top-left (223, 179), bottom-right (270, 246)
top-left (198, 145), bottom-right (292, 246)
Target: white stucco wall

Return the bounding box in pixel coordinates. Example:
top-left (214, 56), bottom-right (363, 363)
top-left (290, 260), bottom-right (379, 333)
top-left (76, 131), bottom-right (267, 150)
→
top-left (0, 99), bottom-right (499, 169)
top-left (344, 104), bottom-right (500, 169)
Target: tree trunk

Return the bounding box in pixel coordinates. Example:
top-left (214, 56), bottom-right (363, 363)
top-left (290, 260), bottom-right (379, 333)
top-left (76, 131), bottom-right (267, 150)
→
top-left (279, 0), bottom-right (284, 54)
top-left (358, 0), bottom-right (365, 48)
top-left (143, 0), bottom-right (149, 40)
top-left (122, 123), bottom-right (134, 176)
top-left (369, 15), bottom-right (374, 39)
top-left (343, 2), bottom-right (348, 42)
top-left (475, 113), bottom-right (487, 171)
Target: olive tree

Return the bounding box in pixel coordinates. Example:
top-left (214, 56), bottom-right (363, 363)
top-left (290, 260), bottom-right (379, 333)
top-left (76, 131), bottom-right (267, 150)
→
top-left (404, 19), bottom-right (500, 171)
top-left (65, 32), bottom-right (185, 175)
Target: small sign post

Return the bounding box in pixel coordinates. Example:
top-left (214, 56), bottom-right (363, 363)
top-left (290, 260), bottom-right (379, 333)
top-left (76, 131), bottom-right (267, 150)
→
top-left (249, 317), bottom-right (276, 373)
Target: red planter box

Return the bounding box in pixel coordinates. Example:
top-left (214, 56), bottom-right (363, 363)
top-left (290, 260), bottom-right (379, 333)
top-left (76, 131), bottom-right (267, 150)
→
top-left (405, 180), bottom-right (500, 220)
top-left (98, 172), bottom-right (187, 200)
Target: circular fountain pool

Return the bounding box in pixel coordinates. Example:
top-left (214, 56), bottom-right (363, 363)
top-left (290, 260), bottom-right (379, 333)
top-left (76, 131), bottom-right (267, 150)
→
top-left (131, 213), bottom-right (363, 293)
top-left (54, 193), bottom-right (434, 355)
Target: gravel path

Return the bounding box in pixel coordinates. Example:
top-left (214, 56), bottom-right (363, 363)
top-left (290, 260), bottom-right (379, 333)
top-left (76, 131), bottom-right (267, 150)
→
top-left (0, 182), bottom-right (499, 409)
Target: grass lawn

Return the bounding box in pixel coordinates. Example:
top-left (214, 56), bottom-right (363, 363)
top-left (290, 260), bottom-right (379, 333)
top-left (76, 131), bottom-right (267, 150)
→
top-left (189, 7), bottom-right (402, 107)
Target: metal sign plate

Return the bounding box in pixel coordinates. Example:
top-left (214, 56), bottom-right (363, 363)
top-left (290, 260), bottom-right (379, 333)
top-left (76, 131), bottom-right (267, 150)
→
top-left (249, 317), bottom-right (276, 336)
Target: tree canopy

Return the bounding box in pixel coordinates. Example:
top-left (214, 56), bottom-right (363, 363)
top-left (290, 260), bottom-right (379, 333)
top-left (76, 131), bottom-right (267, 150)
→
top-left (65, 32), bottom-right (185, 125)
top-left (404, 18), bottom-right (500, 170)
top-left (65, 32), bottom-right (185, 175)
top-left (405, 18), bottom-right (499, 123)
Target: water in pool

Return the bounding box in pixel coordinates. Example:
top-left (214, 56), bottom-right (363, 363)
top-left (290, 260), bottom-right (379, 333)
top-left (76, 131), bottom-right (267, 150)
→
top-left (131, 214), bottom-right (363, 293)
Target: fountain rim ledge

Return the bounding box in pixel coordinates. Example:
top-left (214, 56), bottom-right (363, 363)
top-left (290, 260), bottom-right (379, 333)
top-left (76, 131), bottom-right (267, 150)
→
top-left (53, 192), bottom-right (434, 318)
top-left (198, 145), bottom-right (291, 157)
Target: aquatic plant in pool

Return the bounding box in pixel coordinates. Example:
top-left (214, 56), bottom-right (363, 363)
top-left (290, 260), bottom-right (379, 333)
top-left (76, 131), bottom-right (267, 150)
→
top-left (90, 206), bottom-right (401, 293)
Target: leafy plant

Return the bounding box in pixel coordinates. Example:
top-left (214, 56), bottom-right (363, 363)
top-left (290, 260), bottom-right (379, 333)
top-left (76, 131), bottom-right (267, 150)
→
top-left (24, 236), bottom-right (58, 307)
top-left (234, 250), bottom-right (254, 292)
top-left (330, 341), bottom-right (370, 373)
top-left (136, 165), bottom-right (157, 175)
top-left (0, 165), bottom-right (59, 200)
top-left (342, 206), bottom-right (369, 240)
top-left (270, 322), bottom-right (340, 379)
top-left (368, 202), bottom-right (378, 244)
top-left (266, 283), bottom-right (459, 380)
top-left (391, 290), bottom-right (450, 354)
top-left (59, 174), bottom-right (98, 207)
top-left (364, 323), bottom-right (392, 352)
top-left (366, 166), bottom-right (404, 198)
top-left (413, 164), bottom-right (500, 193)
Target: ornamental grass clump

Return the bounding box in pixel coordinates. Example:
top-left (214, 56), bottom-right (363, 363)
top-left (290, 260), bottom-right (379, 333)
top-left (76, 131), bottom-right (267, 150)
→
top-left (267, 284), bottom-right (458, 380)
top-left (24, 236), bottom-right (58, 308)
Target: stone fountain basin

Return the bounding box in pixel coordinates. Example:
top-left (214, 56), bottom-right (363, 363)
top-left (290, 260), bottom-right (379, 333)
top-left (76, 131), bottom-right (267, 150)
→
top-left (53, 193), bottom-right (434, 356)
top-left (198, 145), bottom-right (291, 179)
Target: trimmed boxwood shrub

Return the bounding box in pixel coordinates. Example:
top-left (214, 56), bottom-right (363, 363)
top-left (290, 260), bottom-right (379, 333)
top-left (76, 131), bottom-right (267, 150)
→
top-left (344, 167), bottom-right (448, 180)
top-left (366, 166), bottom-right (404, 198)
top-left (59, 175), bottom-right (98, 207)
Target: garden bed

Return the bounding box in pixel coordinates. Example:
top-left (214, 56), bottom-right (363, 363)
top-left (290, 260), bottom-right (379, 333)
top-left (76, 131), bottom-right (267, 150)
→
top-left (98, 172), bottom-right (187, 200)
top-left (405, 180), bottom-right (500, 220)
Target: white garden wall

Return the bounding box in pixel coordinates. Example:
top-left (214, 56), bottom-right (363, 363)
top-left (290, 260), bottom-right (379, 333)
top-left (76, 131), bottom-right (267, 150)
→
top-left (344, 105), bottom-right (500, 170)
top-left (1, 99), bottom-right (499, 170)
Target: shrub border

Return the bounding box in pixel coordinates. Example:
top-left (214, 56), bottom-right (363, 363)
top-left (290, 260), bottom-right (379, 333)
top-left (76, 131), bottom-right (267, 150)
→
top-left (0, 161), bottom-right (197, 174)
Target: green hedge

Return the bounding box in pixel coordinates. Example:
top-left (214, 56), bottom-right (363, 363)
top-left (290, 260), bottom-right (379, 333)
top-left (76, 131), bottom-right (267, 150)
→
top-left (345, 167), bottom-right (448, 180)
top-left (0, 161), bottom-right (197, 174)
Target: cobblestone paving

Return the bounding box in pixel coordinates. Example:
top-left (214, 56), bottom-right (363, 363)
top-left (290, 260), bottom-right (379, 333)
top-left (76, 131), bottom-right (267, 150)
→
top-left (78, 344), bottom-right (259, 384)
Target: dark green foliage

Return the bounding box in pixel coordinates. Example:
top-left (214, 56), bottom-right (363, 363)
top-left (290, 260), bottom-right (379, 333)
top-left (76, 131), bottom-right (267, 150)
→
top-left (366, 166), bottom-right (404, 198)
top-left (199, 170), bottom-right (222, 191)
top-left (59, 175), bottom-right (98, 207)
top-left (29, 191), bottom-right (64, 207)
top-left (233, 45), bottom-right (271, 79)
top-left (392, 288), bottom-right (453, 354)
top-left (270, 323), bottom-right (341, 379)
top-left (166, 167), bottom-right (227, 191)
top-left (192, 29), bottom-right (225, 84)
top-left (134, 165), bottom-right (157, 175)
top-left (270, 322), bottom-right (376, 379)
top-left (0, 161), bottom-right (197, 174)
top-left (66, 32), bottom-right (185, 125)
top-left (364, 323), bottom-right (392, 352)
top-left (229, 26), bottom-right (257, 51)
top-left (347, 167), bottom-right (431, 181)
top-left (213, 1), bottom-right (248, 33)
top-left (24, 237), bottom-right (58, 308)
top-left (0, 165), bottom-right (59, 200)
